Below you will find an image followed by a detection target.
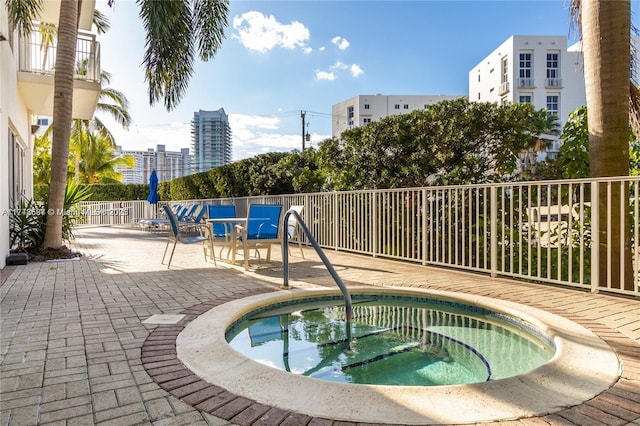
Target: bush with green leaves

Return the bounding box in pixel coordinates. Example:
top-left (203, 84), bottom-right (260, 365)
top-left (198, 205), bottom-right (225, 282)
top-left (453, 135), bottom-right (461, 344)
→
top-left (9, 182), bottom-right (93, 251)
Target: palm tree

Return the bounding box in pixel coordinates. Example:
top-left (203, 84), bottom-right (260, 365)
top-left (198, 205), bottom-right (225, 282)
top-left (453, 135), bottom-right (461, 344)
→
top-left (571, 0), bottom-right (634, 290)
top-left (6, 0), bottom-right (230, 248)
top-left (70, 129), bottom-right (134, 184)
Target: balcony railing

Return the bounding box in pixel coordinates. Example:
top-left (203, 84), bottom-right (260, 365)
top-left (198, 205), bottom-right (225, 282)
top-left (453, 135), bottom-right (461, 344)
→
top-left (77, 176), bottom-right (640, 297)
top-left (545, 78), bottom-right (563, 88)
top-left (499, 81), bottom-right (510, 95)
top-left (518, 78), bottom-right (535, 88)
top-left (18, 23), bottom-right (100, 82)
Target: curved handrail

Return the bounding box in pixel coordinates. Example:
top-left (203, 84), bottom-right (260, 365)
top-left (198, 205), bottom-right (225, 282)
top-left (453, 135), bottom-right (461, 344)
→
top-left (282, 208), bottom-right (353, 322)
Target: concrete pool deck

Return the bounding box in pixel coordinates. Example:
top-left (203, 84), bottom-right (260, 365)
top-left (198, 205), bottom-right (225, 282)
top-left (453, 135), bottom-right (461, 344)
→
top-left (1, 225), bottom-right (639, 425)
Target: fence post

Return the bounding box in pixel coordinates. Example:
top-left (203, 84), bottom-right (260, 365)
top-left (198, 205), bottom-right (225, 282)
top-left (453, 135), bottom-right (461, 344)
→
top-left (590, 183), bottom-right (600, 293)
top-left (490, 185), bottom-right (498, 278)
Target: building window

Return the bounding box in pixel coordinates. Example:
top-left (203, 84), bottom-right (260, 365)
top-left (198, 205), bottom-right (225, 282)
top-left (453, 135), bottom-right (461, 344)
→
top-left (347, 106), bottom-right (354, 119)
top-left (364, 104), bottom-right (370, 109)
top-left (500, 97), bottom-right (509, 106)
top-left (403, 104), bottom-right (409, 109)
top-left (363, 118), bottom-right (371, 124)
top-left (519, 94), bottom-right (532, 104)
top-left (519, 52), bottom-right (533, 87)
top-left (546, 94), bottom-right (559, 118)
top-left (394, 104), bottom-right (400, 109)
top-left (501, 56), bottom-right (508, 83)
top-left (546, 52), bottom-right (559, 78)
top-left (478, 74), bottom-right (480, 82)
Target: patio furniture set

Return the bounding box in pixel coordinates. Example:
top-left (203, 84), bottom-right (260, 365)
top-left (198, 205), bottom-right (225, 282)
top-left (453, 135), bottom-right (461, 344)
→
top-left (156, 203), bottom-right (304, 270)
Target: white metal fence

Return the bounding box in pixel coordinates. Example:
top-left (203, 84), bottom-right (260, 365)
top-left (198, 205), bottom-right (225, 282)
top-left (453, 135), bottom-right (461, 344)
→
top-left (76, 177), bottom-right (640, 297)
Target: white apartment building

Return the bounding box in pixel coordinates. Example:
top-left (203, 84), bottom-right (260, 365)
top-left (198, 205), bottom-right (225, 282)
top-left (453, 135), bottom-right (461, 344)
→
top-left (332, 94), bottom-right (464, 138)
top-left (1, 2), bottom-right (100, 268)
top-left (115, 145), bottom-right (192, 185)
top-left (191, 108), bottom-right (232, 173)
top-left (469, 35), bottom-right (586, 162)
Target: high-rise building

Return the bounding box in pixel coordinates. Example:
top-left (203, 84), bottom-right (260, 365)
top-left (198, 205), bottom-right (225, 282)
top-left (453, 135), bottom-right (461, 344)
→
top-left (332, 94), bottom-right (464, 138)
top-left (191, 108), bottom-right (232, 173)
top-left (115, 145), bottom-right (191, 184)
top-left (469, 35), bottom-right (587, 163)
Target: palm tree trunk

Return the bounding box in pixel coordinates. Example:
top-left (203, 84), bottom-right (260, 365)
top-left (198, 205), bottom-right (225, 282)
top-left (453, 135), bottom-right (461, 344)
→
top-left (43, 0), bottom-right (79, 248)
top-left (582, 0), bottom-right (634, 290)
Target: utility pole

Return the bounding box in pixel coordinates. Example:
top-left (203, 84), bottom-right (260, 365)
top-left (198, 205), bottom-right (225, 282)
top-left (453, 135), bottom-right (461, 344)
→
top-left (301, 110), bottom-right (306, 151)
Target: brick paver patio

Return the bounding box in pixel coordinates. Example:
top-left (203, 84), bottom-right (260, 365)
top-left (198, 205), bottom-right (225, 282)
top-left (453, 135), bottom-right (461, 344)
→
top-left (1, 225), bottom-right (639, 425)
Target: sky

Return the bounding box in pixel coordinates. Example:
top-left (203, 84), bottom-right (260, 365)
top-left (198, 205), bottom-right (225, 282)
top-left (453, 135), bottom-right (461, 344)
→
top-left (95, 0), bottom-right (638, 161)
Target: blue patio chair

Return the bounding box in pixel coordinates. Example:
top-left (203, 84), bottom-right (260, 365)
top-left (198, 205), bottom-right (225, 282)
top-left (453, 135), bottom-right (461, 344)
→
top-left (161, 204), bottom-right (208, 269)
top-left (233, 204), bottom-right (283, 270)
top-left (204, 204), bottom-right (237, 264)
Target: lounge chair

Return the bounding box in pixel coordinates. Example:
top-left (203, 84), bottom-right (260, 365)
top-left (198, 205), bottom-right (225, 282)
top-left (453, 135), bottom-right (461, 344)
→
top-left (161, 204), bottom-right (208, 269)
top-left (233, 204), bottom-right (283, 270)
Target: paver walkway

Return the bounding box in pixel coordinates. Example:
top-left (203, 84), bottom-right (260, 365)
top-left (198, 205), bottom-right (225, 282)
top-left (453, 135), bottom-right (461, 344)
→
top-left (1, 225), bottom-right (639, 425)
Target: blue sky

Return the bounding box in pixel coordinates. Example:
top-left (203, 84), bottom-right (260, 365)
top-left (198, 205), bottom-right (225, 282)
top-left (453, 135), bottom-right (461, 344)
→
top-left (96, 0), bottom-right (637, 160)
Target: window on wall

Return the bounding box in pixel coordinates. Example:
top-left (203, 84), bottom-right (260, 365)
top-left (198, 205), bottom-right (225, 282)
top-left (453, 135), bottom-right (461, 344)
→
top-left (363, 118), bottom-right (371, 124)
top-left (519, 94), bottom-right (532, 104)
top-left (519, 52), bottom-right (532, 78)
top-left (403, 104), bottom-right (409, 109)
top-left (347, 106), bottom-right (354, 119)
top-left (394, 104), bottom-right (400, 109)
top-left (546, 52), bottom-right (559, 78)
top-left (364, 104), bottom-right (370, 110)
top-left (501, 56), bottom-right (508, 83)
top-left (546, 94), bottom-right (559, 118)
top-left (519, 52), bottom-right (533, 87)
top-left (8, 130), bottom-right (25, 208)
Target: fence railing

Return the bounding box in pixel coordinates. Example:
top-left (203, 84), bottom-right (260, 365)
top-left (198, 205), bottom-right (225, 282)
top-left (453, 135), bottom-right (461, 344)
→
top-left (76, 176), bottom-right (640, 297)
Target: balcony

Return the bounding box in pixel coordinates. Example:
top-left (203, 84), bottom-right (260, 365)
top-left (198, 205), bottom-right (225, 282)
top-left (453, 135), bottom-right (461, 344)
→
top-left (518, 78), bottom-right (535, 88)
top-left (499, 81), bottom-right (510, 95)
top-left (17, 23), bottom-right (101, 120)
top-left (545, 78), bottom-right (563, 88)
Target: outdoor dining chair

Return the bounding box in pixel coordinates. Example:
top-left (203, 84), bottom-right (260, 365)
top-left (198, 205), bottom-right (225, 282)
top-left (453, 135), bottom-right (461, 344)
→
top-left (233, 204), bottom-right (283, 270)
top-left (161, 204), bottom-right (208, 269)
top-left (203, 204), bottom-right (237, 264)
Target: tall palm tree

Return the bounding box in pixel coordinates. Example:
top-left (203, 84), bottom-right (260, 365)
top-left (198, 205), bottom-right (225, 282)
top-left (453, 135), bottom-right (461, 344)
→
top-left (571, 0), bottom-right (634, 290)
top-left (6, 0), bottom-right (230, 248)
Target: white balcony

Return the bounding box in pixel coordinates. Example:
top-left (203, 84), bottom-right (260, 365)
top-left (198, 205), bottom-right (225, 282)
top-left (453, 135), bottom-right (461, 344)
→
top-left (518, 78), bottom-right (535, 88)
top-left (499, 81), bottom-right (510, 95)
top-left (545, 78), bottom-right (563, 88)
top-left (17, 24), bottom-right (101, 120)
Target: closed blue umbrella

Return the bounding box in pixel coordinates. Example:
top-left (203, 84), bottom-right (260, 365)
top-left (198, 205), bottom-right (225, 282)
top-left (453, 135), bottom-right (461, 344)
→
top-left (147, 169), bottom-right (159, 204)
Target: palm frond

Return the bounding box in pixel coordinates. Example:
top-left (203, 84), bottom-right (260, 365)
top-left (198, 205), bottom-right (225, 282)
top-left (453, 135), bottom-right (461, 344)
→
top-left (193, 0), bottom-right (229, 61)
top-left (6, 0), bottom-right (43, 36)
top-left (139, 0), bottom-right (194, 110)
top-left (569, 0), bottom-right (582, 40)
top-left (93, 9), bottom-right (111, 34)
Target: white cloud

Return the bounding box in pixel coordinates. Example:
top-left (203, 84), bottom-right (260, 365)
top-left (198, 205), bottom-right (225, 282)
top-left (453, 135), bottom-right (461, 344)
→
top-left (331, 36), bottom-right (350, 50)
top-left (350, 64), bottom-right (364, 77)
top-left (315, 70), bottom-right (337, 81)
top-left (232, 11), bottom-right (310, 52)
top-left (303, 46), bottom-right (313, 54)
top-left (331, 61), bottom-right (348, 70)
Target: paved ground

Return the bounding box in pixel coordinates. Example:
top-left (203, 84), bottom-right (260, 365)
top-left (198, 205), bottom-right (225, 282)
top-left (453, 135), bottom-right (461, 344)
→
top-left (1, 225), bottom-right (639, 425)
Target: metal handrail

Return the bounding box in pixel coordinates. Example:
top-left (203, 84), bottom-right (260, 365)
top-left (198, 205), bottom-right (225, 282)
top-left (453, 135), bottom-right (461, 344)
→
top-left (282, 208), bottom-right (353, 322)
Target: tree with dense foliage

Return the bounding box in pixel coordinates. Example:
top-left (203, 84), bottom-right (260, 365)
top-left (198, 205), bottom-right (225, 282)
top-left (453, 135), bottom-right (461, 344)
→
top-left (317, 98), bottom-right (555, 190)
top-left (6, 0), bottom-right (229, 248)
